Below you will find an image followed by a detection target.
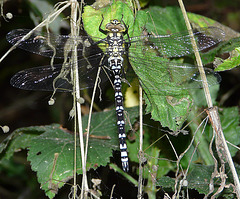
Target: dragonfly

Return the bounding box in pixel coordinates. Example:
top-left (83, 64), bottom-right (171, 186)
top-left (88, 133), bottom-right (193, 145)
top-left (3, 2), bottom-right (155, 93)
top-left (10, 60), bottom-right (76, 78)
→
top-left (7, 17), bottom-right (224, 172)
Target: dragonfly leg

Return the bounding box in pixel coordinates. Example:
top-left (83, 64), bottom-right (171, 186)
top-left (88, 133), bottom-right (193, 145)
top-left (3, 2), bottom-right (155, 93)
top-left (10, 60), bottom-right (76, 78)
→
top-left (99, 15), bottom-right (108, 35)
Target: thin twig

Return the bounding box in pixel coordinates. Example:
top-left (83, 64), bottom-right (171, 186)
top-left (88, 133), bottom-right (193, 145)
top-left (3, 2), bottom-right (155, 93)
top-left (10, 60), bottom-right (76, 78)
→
top-left (178, 0), bottom-right (240, 198)
top-left (70, 1), bottom-right (81, 198)
top-left (0, 1), bottom-right (71, 63)
top-left (69, 0), bottom-right (88, 198)
top-left (207, 107), bottom-right (240, 198)
top-left (137, 86), bottom-right (144, 199)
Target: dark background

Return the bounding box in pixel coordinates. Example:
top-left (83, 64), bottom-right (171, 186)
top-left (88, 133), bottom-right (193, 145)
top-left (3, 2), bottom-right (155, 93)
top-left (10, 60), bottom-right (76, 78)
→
top-left (0, 0), bottom-right (239, 198)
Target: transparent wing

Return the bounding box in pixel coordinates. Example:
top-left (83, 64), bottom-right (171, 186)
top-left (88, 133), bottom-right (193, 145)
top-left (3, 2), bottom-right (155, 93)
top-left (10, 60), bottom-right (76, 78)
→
top-left (7, 27), bottom-right (224, 60)
top-left (8, 27), bottom-right (223, 93)
top-left (129, 27), bottom-right (225, 58)
top-left (10, 53), bottom-right (110, 91)
top-left (128, 27), bottom-right (223, 94)
top-left (129, 54), bottom-right (221, 95)
top-left (6, 29), bottom-right (105, 59)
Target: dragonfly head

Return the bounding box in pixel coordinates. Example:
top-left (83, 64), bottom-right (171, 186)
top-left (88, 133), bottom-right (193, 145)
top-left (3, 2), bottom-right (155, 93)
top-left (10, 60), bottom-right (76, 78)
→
top-left (105, 19), bottom-right (126, 33)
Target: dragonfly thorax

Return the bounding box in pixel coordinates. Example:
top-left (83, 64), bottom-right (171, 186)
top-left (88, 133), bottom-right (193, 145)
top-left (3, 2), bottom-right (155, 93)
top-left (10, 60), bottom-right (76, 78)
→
top-left (106, 33), bottom-right (125, 57)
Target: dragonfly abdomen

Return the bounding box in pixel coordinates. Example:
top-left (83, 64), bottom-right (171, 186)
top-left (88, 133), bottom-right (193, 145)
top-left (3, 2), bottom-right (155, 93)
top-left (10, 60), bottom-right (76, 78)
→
top-left (108, 55), bottom-right (129, 172)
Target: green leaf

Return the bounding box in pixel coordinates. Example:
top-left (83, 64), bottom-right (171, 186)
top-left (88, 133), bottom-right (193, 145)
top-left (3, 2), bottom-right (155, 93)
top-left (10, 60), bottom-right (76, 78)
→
top-left (186, 164), bottom-right (214, 194)
top-left (33, 107), bottom-right (138, 198)
top-left (188, 12), bottom-right (223, 28)
top-left (82, 1), bottom-right (135, 39)
top-left (1, 106), bottom-right (139, 198)
top-left (145, 6), bottom-right (187, 34)
top-left (215, 47), bottom-right (240, 71)
top-left (27, 125), bottom-right (75, 198)
top-left (156, 176), bottom-right (175, 190)
top-left (0, 126), bottom-right (44, 160)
